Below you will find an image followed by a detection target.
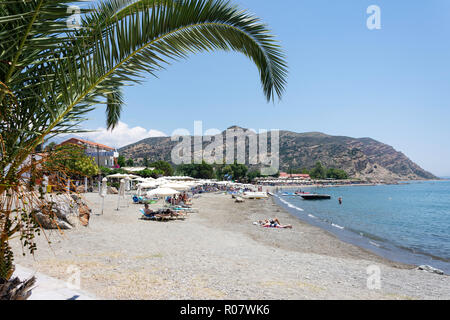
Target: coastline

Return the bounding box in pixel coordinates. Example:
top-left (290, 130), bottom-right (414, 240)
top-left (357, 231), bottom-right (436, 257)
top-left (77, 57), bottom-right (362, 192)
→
top-left (10, 192), bottom-right (450, 299)
top-left (268, 183), bottom-right (450, 274)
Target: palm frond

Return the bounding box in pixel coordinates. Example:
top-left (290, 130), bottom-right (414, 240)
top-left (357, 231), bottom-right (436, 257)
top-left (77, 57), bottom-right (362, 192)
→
top-left (106, 88), bottom-right (124, 130)
top-left (0, 0), bottom-right (288, 174)
top-left (54, 0), bottom-right (287, 131)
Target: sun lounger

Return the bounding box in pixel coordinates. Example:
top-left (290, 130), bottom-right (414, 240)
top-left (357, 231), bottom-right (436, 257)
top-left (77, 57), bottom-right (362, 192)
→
top-left (169, 205), bottom-right (198, 213)
top-left (139, 209), bottom-right (186, 221)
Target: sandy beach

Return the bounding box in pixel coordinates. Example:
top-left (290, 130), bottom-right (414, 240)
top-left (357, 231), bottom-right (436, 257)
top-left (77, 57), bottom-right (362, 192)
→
top-left (10, 192), bottom-right (450, 300)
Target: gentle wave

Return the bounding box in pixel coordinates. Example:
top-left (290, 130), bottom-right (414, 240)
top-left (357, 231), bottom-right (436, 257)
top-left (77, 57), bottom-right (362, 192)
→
top-left (369, 241), bottom-right (381, 247)
top-left (275, 183), bottom-right (450, 274)
top-left (278, 197), bottom-right (304, 211)
top-left (331, 223), bottom-right (344, 230)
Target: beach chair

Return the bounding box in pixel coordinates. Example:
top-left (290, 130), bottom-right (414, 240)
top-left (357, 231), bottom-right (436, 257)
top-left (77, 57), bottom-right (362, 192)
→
top-left (159, 208), bottom-right (188, 221)
top-left (140, 209), bottom-right (181, 222)
top-left (139, 208), bottom-right (158, 221)
top-left (174, 206), bottom-right (198, 213)
top-left (139, 209), bottom-right (155, 220)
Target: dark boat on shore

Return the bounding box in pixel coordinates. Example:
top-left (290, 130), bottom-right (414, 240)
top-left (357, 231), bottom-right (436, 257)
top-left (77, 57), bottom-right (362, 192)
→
top-left (301, 194), bottom-right (331, 200)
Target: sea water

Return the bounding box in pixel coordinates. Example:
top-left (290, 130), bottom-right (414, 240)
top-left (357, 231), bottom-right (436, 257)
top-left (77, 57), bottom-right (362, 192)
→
top-left (274, 180), bottom-right (450, 274)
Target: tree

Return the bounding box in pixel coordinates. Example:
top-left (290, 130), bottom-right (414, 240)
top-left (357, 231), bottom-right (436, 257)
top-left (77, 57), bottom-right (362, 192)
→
top-left (150, 161), bottom-right (174, 177)
top-left (44, 144), bottom-right (99, 178)
top-left (125, 158), bottom-right (134, 167)
top-left (231, 163), bottom-right (248, 181)
top-left (290, 167), bottom-right (310, 174)
top-left (0, 0), bottom-right (287, 298)
top-left (219, 162), bottom-right (248, 181)
top-left (301, 168), bottom-right (310, 174)
top-left (117, 155), bottom-right (126, 168)
top-left (100, 166), bottom-right (112, 177)
top-left (137, 168), bottom-right (164, 178)
top-left (102, 168), bottom-right (128, 176)
top-left (247, 170), bottom-right (262, 182)
top-left (177, 162), bottom-right (214, 179)
top-left (308, 162), bottom-right (348, 180)
top-left (326, 168), bottom-right (348, 180)
top-left (310, 161), bottom-right (327, 179)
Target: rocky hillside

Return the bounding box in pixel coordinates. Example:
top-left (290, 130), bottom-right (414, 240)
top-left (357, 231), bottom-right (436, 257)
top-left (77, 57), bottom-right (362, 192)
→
top-left (119, 127), bottom-right (436, 182)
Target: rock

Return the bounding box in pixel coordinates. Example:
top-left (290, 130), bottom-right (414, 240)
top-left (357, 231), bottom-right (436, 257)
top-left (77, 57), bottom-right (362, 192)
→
top-left (32, 194), bottom-right (91, 229)
top-left (33, 211), bottom-right (72, 230)
top-left (79, 204), bottom-right (91, 226)
top-left (53, 201), bottom-right (81, 228)
top-left (32, 211), bottom-right (55, 229)
top-left (72, 194), bottom-right (91, 226)
top-left (417, 265), bottom-right (445, 275)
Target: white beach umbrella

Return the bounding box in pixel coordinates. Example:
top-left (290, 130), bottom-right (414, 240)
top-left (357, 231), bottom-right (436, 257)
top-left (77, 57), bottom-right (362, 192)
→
top-left (106, 173), bottom-right (130, 179)
top-left (160, 183), bottom-right (191, 191)
top-left (133, 177), bottom-right (148, 183)
top-left (126, 174), bottom-right (141, 179)
top-left (139, 181), bottom-right (159, 189)
top-left (165, 176), bottom-right (194, 181)
top-left (146, 187), bottom-right (180, 197)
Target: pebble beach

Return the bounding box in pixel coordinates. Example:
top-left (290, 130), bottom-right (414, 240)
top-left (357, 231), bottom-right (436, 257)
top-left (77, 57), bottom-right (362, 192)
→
top-left (10, 192), bottom-right (450, 300)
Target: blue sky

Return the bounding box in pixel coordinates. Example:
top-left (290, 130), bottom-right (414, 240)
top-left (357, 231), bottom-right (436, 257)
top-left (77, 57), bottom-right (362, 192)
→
top-left (82, 0), bottom-right (450, 176)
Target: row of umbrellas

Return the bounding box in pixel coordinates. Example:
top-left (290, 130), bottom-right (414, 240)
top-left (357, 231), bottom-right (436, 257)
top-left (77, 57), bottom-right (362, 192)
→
top-left (106, 173), bottom-right (141, 180)
top-left (136, 178), bottom-right (200, 197)
top-left (106, 173), bottom-right (257, 197)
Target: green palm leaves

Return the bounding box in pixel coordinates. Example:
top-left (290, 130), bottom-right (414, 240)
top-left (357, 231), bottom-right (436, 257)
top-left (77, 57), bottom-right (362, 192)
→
top-left (74, 0), bottom-right (288, 128)
top-left (0, 0), bottom-right (288, 168)
top-left (0, 0), bottom-right (287, 289)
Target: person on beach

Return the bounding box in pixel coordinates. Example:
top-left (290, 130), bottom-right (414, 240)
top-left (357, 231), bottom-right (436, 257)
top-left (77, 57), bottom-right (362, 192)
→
top-left (143, 204), bottom-right (155, 217)
top-left (162, 208), bottom-right (186, 217)
top-left (258, 218), bottom-right (292, 229)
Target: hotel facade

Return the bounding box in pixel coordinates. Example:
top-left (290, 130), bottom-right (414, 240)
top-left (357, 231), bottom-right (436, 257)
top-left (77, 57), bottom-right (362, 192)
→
top-left (59, 138), bottom-right (119, 168)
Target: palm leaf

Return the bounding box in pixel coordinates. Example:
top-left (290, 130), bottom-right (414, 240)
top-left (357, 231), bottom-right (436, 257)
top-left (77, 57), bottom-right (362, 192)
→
top-left (1, 0), bottom-right (288, 174)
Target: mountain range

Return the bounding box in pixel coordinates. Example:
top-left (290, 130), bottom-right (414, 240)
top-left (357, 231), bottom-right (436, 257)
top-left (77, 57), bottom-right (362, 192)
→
top-left (118, 126), bottom-right (436, 182)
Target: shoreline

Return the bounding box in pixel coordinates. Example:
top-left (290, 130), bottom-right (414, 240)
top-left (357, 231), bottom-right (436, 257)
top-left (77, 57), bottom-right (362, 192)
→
top-left (10, 192), bottom-right (450, 299)
top-left (259, 178), bottom-right (446, 191)
top-left (271, 190), bottom-right (450, 275)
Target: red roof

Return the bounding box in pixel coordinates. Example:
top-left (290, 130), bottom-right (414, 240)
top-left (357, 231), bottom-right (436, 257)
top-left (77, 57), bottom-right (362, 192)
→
top-left (279, 172), bottom-right (310, 178)
top-left (60, 138), bottom-right (115, 151)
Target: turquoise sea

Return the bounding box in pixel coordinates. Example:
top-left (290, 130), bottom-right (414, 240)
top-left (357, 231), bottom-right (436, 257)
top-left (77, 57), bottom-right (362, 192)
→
top-left (274, 180), bottom-right (450, 274)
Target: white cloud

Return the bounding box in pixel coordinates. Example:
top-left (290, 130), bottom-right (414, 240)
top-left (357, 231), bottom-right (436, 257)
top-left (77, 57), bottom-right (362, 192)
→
top-left (80, 121), bottom-right (166, 148)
